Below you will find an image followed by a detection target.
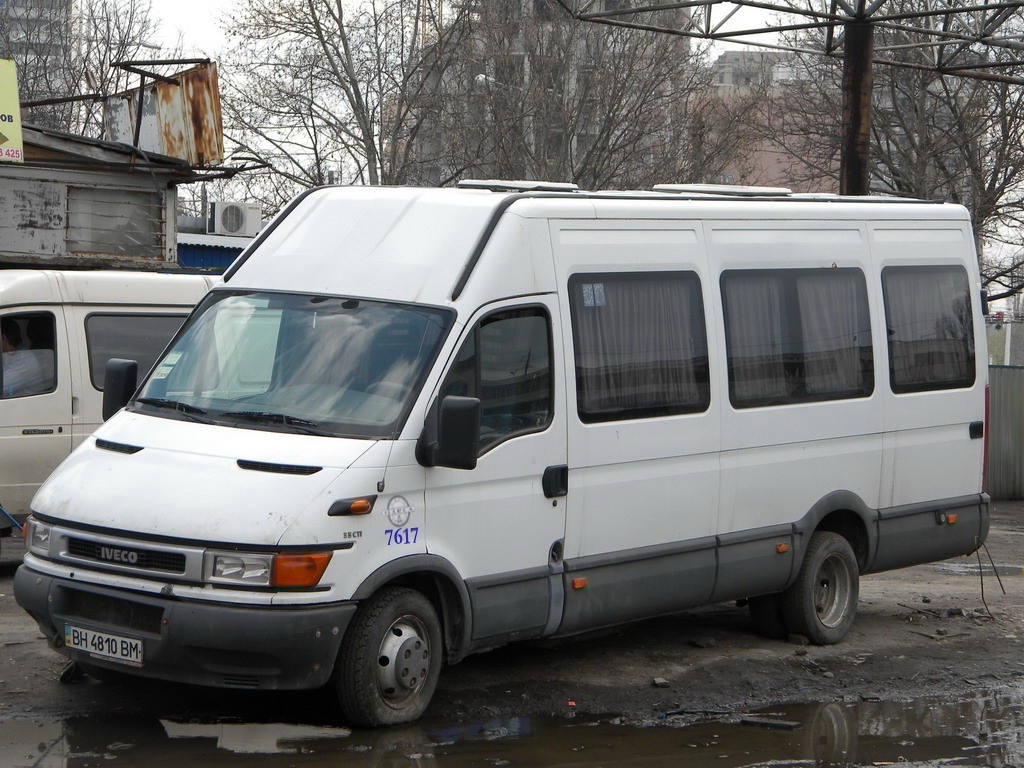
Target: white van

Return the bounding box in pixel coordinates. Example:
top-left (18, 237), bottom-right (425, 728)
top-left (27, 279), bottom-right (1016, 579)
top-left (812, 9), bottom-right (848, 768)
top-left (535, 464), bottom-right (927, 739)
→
top-left (15, 183), bottom-right (989, 727)
top-left (0, 270), bottom-right (214, 534)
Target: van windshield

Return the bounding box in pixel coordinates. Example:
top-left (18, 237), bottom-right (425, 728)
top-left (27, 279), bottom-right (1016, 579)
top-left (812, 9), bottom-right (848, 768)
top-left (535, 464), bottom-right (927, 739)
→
top-left (133, 291), bottom-right (453, 439)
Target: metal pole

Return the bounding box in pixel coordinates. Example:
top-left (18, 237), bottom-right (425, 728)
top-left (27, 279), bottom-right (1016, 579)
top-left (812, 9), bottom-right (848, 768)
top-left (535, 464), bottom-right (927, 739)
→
top-left (132, 74), bottom-right (146, 153)
top-left (840, 21), bottom-right (873, 195)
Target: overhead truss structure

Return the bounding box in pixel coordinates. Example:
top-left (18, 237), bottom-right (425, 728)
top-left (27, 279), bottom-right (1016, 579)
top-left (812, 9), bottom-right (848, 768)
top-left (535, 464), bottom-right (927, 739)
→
top-left (554, 0), bottom-right (1024, 85)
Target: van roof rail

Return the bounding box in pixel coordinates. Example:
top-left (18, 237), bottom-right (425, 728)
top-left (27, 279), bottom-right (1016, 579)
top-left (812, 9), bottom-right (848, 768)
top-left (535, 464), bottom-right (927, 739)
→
top-left (653, 183), bottom-right (793, 197)
top-left (457, 179), bottom-right (580, 193)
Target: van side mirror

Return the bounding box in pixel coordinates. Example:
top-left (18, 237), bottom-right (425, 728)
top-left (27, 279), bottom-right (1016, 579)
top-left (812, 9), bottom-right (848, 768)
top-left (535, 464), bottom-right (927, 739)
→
top-left (102, 358), bottom-right (138, 420)
top-left (416, 395), bottom-right (480, 470)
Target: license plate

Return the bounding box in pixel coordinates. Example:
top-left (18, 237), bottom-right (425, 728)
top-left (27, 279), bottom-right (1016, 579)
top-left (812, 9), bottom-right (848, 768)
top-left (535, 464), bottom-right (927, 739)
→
top-left (64, 624), bottom-right (143, 667)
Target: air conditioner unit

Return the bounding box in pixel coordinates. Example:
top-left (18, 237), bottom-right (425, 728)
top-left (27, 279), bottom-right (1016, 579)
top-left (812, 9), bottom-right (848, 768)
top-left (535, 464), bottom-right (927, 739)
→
top-left (207, 202), bottom-right (262, 237)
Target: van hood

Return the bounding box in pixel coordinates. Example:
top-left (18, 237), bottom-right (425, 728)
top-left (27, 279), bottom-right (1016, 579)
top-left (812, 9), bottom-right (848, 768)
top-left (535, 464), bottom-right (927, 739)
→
top-left (31, 411), bottom-right (378, 546)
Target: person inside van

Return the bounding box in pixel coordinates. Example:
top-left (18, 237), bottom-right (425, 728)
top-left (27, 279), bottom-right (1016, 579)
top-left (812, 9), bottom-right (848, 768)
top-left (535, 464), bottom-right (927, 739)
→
top-left (1, 318), bottom-right (46, 398)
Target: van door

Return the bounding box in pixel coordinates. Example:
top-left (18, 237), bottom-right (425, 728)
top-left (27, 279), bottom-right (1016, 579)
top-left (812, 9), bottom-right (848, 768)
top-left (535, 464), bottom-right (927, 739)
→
top-left (871, 223), bottom-right (988, 569)
top-left (550, 221), bottom-right (721, 634)
top-left (0, 309), bottom-right (72, 517)
top-left (423, 297), bottom-right (567, 645)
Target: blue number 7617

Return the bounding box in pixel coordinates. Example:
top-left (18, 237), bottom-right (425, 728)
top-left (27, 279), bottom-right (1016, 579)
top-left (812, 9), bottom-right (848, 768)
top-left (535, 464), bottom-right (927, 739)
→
top-left (385, 527), bottom-right (419, 545)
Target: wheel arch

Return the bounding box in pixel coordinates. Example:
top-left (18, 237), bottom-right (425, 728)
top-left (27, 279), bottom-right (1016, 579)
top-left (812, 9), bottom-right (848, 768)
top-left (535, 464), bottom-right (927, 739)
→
top-left (352, 554), bottom-right (472, 664)
top-left (802, 491), bottom-right (877, 573)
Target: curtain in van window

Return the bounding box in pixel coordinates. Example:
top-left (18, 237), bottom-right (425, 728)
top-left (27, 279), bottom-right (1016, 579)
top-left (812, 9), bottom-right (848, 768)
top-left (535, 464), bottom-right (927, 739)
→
top-left (723, 268), bottom-right (873, 407)
top-left (797, 272), bottom-right (867, 396)
top-left (570, 272), bottom-right (709, 422)
top-left (883, 266), bottom-right (974, 392)
top-left (722, 273), bottom-right (788, 404)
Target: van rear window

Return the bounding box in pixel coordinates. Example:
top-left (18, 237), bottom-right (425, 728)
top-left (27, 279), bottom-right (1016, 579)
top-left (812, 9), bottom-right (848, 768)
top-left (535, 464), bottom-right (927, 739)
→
top-left (569, 272), bottom-right (710, 422)
top-left (721, 268), bottom-right (874, 408)
top-left (882, 265), bottom-right (975, 393)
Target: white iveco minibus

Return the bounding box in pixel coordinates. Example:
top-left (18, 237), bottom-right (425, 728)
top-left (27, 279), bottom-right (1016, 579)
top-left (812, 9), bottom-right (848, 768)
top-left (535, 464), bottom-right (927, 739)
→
top-left (15, 182), bottom-right (989, 727)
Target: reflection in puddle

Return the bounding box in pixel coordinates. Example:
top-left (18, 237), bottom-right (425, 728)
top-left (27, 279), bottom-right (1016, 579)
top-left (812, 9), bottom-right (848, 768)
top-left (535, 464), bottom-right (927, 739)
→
top-left (4, 690), bottom-right (1024, 767)
top-left (160, 720), bottom-right (352, 754)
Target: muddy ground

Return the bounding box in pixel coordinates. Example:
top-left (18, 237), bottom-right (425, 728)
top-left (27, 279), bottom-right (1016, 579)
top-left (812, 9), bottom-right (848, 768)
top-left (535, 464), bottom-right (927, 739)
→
top-left (2, 502), bottom-right (1023, 728)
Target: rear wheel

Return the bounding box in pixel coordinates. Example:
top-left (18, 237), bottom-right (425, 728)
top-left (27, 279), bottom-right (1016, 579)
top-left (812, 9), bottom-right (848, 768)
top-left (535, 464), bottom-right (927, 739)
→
top-left (782, 531), bottom-right (859, 645)
top-left (335, 586), bottom-right (442, 727)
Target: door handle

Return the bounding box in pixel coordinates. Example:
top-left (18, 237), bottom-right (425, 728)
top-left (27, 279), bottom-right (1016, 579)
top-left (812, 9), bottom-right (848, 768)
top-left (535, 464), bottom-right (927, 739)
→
top-left (542, 464), bottom-right (568, 498)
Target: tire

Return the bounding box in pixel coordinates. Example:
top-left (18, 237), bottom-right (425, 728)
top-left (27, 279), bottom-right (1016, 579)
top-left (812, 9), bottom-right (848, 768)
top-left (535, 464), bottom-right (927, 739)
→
top-left (782, 531), bottom-right (859, 645)
top-left (749, 593), bottom-right (788, 639)
top-left (335, 586), bottom-right (443, 727)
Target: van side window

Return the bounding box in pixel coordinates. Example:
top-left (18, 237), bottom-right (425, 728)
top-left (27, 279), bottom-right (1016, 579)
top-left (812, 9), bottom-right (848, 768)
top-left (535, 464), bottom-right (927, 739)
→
top-left (722, 268), bottom-right (873, 408)
top-left (882, 265), bottom-right (975, 393)
top-left (85, 314), bottom-right (187, 390)
top-left (0, 312), bottom-right (57, 399)
top-left (569, 272), bottom-right (710, 423)
top-left (440, 307), bottom-right (552, 453)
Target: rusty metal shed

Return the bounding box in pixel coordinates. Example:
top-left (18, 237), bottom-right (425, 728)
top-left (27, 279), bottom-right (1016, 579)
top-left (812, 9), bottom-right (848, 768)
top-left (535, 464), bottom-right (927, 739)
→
top-left (103, 62), bottom-right (225, 168)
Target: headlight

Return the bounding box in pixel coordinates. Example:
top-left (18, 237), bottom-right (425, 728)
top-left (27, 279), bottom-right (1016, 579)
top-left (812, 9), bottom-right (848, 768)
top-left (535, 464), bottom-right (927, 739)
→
top-left (26, 518), bottom-right (52, 556)
top-left (205, 552), bottom-right (272, 585)
top-left (203, 550), bottom-right (333, 588)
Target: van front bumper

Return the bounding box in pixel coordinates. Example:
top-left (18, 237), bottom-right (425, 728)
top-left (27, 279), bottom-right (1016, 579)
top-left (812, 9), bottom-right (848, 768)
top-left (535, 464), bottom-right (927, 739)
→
top-left (14, 565), bottom-right (356, 690)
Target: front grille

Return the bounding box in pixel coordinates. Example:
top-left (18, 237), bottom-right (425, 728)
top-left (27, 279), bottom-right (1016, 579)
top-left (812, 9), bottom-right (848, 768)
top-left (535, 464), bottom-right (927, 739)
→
top-left (64, 588), bottom-right (163, 634)
top-left (67, 538), bottom-right (186, 573)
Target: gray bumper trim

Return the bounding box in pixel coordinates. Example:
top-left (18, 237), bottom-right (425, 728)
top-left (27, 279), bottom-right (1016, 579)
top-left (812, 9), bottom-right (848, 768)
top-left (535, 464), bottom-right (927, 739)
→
top-left (14, 566), bottom-right (355, 690)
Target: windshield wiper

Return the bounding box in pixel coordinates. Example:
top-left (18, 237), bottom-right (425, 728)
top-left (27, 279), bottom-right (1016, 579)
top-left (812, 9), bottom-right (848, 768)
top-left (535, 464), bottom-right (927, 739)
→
top-left (136, 398), bottom-right (213, 423)
top-left (223, 410), bottom-right (335, 437)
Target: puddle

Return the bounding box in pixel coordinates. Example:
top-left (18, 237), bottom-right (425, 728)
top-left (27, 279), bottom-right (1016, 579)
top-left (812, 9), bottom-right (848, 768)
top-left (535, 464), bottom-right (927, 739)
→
top-left (3, 690), bottom-right (1024, 767)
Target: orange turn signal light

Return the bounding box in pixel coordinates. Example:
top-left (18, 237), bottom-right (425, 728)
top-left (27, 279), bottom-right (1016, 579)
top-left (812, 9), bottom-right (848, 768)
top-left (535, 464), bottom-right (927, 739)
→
top-left (327, 495), bottom-right (377, 517)
top-left (272, 553), bottom-right (333, 588)
top-left (572, 577), bottom-right (588, 590)
top-left (349, 499), bottom-right (373, 515)
top-left (776, 542), bottom-right (790, 554)
top-left (946, 514), bottom-right (958, 525)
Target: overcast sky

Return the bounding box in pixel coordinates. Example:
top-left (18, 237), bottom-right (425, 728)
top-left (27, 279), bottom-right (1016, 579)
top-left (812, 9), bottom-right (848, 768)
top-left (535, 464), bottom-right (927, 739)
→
top-left (150, 1), bottom-right (778, 59)
top-left (152, 0), bottom-right (231, 57)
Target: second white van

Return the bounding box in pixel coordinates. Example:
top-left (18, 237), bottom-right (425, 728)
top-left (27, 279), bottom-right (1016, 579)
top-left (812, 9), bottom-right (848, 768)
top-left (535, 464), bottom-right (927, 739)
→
top-left (0, 270), bottom-right (214, 530)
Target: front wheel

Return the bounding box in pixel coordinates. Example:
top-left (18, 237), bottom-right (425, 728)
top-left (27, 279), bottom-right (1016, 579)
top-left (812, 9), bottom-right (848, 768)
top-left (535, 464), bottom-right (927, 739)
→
top-left (782, 531), bottom-right (859, 645)
top-left (335, 586), bottom-right (443, 727)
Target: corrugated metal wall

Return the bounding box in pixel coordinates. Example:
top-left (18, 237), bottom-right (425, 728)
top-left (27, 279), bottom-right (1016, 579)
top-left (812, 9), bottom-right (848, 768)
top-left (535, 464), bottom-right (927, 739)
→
top-left (176, 244), bottom-right (241, 271)
top-left (989, 366), bottom-right (1024, 499)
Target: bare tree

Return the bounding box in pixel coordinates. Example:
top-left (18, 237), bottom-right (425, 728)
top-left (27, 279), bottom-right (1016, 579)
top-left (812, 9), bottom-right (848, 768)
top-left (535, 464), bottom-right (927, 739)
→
top-left (421, 1), bottom-right (765, 189)
top-left (216, 0), bottom-right (472, 207)
top-left (764, 12), bottom-right (1024, 300)
top-left (2, 0), bottom-right (168, 135)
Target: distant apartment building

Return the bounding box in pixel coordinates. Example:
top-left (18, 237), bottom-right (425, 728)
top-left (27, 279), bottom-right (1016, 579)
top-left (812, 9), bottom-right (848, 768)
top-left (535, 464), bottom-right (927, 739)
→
top-left (415, 0), bottom-right (691, 188)
top-left (709, 49), bottom-right (832, 191)
top-left (0, 0), bottom-right (74, 128)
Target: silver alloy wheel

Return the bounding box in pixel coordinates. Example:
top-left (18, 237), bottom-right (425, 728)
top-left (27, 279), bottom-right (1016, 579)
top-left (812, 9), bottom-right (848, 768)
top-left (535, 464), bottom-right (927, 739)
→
top-left (375, 614), bottom-right (431, 708)
top-left (815, 552), bottom-right (853, 628)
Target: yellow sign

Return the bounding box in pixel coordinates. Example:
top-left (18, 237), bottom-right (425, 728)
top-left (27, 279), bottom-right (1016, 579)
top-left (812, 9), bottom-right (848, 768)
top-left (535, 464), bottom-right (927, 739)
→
top-left (0, 60), bottom-right (24, 163)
